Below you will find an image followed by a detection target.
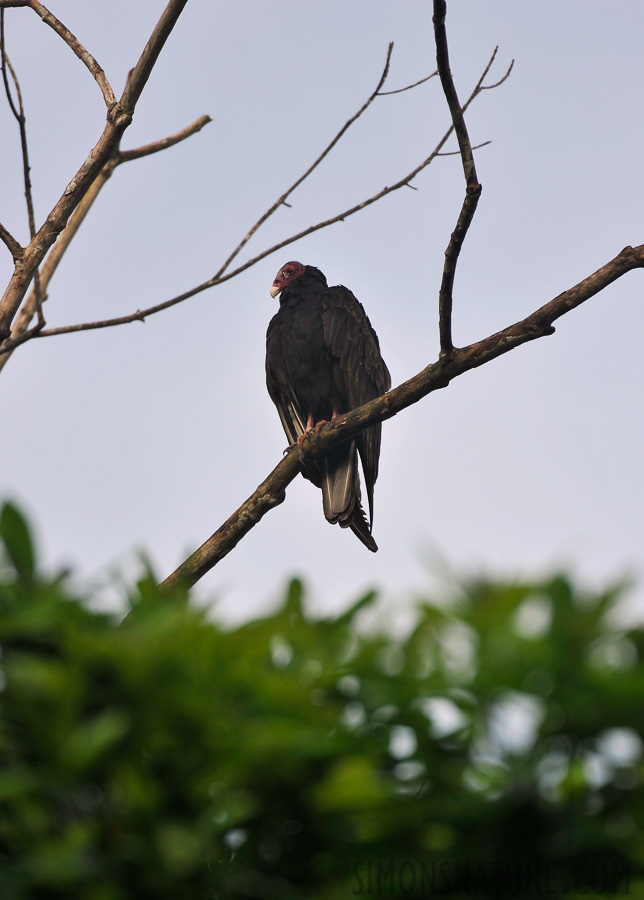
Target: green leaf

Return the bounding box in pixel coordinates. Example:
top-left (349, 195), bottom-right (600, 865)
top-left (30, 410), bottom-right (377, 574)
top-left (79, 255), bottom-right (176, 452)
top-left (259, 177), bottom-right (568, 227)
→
top-left (63, 709), bottom-right (130, 769)
top-left (1, 501), bottom-right (35, 582)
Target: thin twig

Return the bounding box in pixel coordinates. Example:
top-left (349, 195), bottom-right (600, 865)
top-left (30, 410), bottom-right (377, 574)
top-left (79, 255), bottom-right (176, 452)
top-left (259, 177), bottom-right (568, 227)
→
top-left (0, 13), bottom-right (23, 262)
top-left (213, 42), bottom-right (395, 281)
top-left (0, 281), bottom-right (210, 349)
top-left (0, 222), bottom-right (22, 260)
top-left (117, 114), bottom-right (212, 162)
top-left (436, 139), bottom-right (491, 156)
top-left (4, 50), bottom-right (509, 346)
top-left (1, 18), bottom-right (44, 322)
top-left (160, 244), bottom-right (644, 589)
top-left (481, 59), bottom-right (514, 91)
top-left (378, 70), bottom-right (438, 95)
top-left (0, 0), bottom-right (116, 107)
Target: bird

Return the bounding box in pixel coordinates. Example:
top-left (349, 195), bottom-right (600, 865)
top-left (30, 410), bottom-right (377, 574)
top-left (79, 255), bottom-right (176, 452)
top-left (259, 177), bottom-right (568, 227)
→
top-left (265, 261), bottom-right (390, 551)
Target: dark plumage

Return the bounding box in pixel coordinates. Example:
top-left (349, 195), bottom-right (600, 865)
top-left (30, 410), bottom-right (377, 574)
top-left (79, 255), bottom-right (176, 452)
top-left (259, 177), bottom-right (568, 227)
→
top-left (266, 262), bottom-right (390, 551)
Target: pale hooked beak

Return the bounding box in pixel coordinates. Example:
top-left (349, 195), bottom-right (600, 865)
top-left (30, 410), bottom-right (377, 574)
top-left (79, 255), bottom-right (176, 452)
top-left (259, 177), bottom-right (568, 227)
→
top-left (269, 283), bottom-right (281, 298)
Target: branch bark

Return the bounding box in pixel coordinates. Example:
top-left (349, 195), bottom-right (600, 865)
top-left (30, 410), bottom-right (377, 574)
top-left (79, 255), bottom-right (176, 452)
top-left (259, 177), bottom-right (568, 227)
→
top-left (117, 114), bottom-right (211, 162)
top-left (160, 243), bottom-right (644, 591)
top-left (0, 222), bottom-right (21, 260)
top-left (433, 41), bottom-right (511, 357)
top-left (434, 0), bottom-right (480, 355)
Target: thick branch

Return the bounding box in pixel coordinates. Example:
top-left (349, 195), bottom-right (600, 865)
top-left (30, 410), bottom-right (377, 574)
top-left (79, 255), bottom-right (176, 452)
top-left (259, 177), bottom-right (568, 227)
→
top-left (160, 244), bottom-right (644, 590)
top-left (120, 0), bottom-right (189, 114)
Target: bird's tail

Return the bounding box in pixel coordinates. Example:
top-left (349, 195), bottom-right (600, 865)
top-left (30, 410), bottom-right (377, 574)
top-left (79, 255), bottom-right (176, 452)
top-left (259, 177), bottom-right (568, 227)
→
top-left (321, 442), bottom-right (378, 552)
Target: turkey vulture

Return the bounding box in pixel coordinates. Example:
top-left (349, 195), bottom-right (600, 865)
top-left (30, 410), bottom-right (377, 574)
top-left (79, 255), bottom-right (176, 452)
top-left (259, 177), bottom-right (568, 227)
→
top-left (266, 262), bottom-right (390, 551)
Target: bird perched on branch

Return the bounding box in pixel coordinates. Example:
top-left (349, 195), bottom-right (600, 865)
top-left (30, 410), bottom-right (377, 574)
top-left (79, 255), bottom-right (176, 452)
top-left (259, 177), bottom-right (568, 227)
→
top-left (266, 262), bottom-right (390, 551)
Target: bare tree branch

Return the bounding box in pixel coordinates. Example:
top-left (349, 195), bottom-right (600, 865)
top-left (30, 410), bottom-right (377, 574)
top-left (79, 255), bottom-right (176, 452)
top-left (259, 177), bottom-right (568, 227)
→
top-left (431, 43), bottom-right (512, 358)
top-left (117, 114), bottom-right (212, 162)
top-left (0, 160), bottom-right (118, 366)
top-left (433, 40), bottom-right (512, 353)
top-left (1, 14), bottom-right (44, 323)
top-left (378, 70), bottom-right (438, 95)
top-left (160, 244), bottom-right (644, 590)
top-left (0, 115), bottom-right (212, 364)
top-left (0, 223), bottom-right (22, 260)
top-left (433, 0), bottom-right (482, 356)
top-left (433, 0), bottom-right (478, 185)
top-left (0, 0), bottom-right (191, 344)
top-left (213, 42), bottom-right (395, 281)
top-left (0, 11), bottom-right (24, 262)
top-left (10, 52), bottom-right (509, 346)
top-left (480, 59), bottom-right (514, 92)
top-left (120, 0), bottom-right (189, 114)
top-left (436, 140), bottom-right (491, 156)
top-left (0, 0), bottom-right (116, 107)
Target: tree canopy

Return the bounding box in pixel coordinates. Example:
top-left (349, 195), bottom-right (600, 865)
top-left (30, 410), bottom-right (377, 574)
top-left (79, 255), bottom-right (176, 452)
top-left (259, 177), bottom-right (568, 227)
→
top-left (1, 502), bottom-right (642, 899)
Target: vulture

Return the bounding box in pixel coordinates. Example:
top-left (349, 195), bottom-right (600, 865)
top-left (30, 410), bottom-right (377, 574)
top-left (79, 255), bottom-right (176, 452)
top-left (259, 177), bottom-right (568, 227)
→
top-left (265, 262), bottom-right (391, 551)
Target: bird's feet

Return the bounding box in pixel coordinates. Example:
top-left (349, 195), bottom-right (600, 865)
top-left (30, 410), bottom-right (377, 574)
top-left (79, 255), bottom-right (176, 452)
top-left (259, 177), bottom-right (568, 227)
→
top-left (296, 432), bottom-right (307, 464)
top-left (283, 433), bottom-right (312, 464)
top-left (284, 415), bottom-right (334, 462)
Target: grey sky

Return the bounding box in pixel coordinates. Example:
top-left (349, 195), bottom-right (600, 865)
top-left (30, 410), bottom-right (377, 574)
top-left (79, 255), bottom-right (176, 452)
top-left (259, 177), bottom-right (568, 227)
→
top-left (1, 0), bottom-right (642, 623)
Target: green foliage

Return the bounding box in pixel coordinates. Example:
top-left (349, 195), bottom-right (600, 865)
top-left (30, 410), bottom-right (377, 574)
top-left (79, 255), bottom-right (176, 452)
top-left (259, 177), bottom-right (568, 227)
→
top-left (0, 502), bottom-right (643, 899)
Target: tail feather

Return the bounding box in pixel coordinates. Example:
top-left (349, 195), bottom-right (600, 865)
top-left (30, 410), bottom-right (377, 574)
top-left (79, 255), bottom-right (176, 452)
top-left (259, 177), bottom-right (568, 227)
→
top-left (321, 442), bottom-right (378, 552)
top-left (321, 443), bottom-right (354, 523)
top-left (347, 501), bottom-right (378, 553)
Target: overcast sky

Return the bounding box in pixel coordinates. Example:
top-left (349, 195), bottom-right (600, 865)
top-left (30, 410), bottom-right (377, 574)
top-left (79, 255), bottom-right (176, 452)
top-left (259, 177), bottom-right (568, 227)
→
top-left (1, 0), bottom-right (642, 624)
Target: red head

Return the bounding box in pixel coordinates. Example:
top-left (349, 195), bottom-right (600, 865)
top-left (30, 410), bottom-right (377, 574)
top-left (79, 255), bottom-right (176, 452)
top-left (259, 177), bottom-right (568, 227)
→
top-left (270, 261), bottom-right (306, 298)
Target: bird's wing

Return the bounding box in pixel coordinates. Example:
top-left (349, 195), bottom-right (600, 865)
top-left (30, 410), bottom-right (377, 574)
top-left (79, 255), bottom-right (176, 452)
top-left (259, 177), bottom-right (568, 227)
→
top-left (265, 314), bottom-right (306, 445)
top-left (266, 313), bottom-right (323, 489)
top-left (323, 286), bottom-right (390, 525)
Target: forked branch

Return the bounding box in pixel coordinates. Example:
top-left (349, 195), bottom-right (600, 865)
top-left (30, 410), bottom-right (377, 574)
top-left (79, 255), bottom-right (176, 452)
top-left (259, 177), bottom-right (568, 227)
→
top-left (0, 0), bottom-right (190, 344)
top-left (433, 0), bottom-right (512, 356)
top-left (5, 47), bottom-right (510, 347)
top-left (0, 115), bottom-right (213, 365)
